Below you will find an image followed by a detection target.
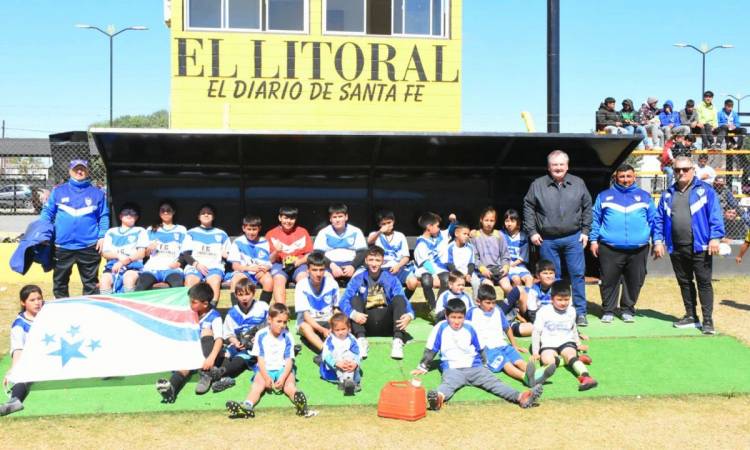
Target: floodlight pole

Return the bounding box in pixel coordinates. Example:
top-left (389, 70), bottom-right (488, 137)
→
top-left (673, 43), bottom-right (733, 95)
top-left (547, 0), bottom-right (560, 133)
top-left (76, 24), bottom-right (148, 126)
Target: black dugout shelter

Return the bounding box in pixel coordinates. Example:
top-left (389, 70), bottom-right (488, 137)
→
top-left (89, 129), bottom-right (639, 237)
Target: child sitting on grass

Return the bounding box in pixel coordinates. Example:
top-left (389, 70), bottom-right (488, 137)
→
top-left (1, 285), bottom-right (44, 416)
top-left (156, 282), bottom-right (225, 402)
top-left (504, 259), bottom-right (557, 337)
top-left (412, 298), bottom-right (544, 411)
top-left (531, 281), bottom-right (597, 391)
top-left (212, 279), bottom-right (269, 393)
top-left (466, 285), bottom-right (554, 386)
top-left (226, 303), bottom-right (315, 418)
top-left (434, 270), bottom-right (473, 322)
top-left (319, 312), bottom-right (362, 396)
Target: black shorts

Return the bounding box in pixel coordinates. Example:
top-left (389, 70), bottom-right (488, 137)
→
top-left (539, 341), bottom-right (578, 355)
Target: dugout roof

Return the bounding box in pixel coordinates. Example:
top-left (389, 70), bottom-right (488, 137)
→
top-left (89, 129), bottom-right (639, 236)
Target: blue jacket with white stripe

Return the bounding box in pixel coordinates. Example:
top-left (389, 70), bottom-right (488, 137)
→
top-left (40, 178), bottom-right (109, 250)
top-left (653, 177), bottom-right (725, 253)
top-left (590, 183), bottom-right (656, 249)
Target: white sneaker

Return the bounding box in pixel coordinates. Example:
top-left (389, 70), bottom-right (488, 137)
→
top-left (357, 337), bottom-right (369, 359)
top-left (391, 338), bottom-right (404, 360)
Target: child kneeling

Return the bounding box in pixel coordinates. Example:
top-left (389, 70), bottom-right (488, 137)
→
top-left (226, 303), bottom-right (316, 418)
top-left (412, 298), bottom-right (543, 411)
top-left (319, 312), bottom-right (362, 396)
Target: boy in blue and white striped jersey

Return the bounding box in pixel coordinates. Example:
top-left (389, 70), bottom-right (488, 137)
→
top-left (227, 215), bottom-right (274, 305)
top-left (414, 212), bottom-right (456, 311)
top-left (367, 210), bottom-right (420, 298)
top-left (313, 203), bottom-right (367, 284)
top-left (295, 251), bottom-right (340, 354)
top-left (99, 204), bottom-right (149, 294)
top-left (319, 312), bottom-right (362, 396)
top-left (412, 298), bottom-right (543, 411)
top-left (434, 270), bottom-right (473, 322)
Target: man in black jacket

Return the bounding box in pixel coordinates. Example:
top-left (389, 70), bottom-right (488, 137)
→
top-left (523, 150), bottom-right (593, 326)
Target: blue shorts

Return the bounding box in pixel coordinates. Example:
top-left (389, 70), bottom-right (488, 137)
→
top-left (506, 265), bottom-right (531, 280)
top-left (486, 345), bottom-right (522, 373)
top-left (104, 261), bottom-right (143, 273)
top-left (226, 271), bottom-right (261, 284)
top-left (142, 269), bottom-right (183, 283)
top-left (184, 266), bottom-right (224, 281)
top-left (271, 263), bottom-right (308, 280)
top-left (391, 263), bottom-right (416, 284)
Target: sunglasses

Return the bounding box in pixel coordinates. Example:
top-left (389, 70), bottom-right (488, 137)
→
top-left (159, 208), bottom-right (174, 214)
top-left (674, 167), bottom-right (693, 173)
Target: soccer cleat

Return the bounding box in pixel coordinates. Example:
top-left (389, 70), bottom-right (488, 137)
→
top-left (357, 337), bottom-right (369, 359)
top-left (391, 338), bottom-right (404, 360)
top-left (211, 376), bottom-right (236, 393)
top-left (600, 313), bottom-right (614, 324)
top-left (293, 391), bottom-right (310, 416)
top-left (226, 400), bottom-right (254, 418)
top-left (293, 344), bottom-right (302, 357)
top-left (427, 389), bottom-right (444, 411)
top-left (578, 354), bottom-right (593, 365)
top-left (518, 384), bottom-right (543, 408)
top-left (578, 375), bottom-right (598, 391)
top-left (523, 360), bottom-right (536, 387)
top-left (195, 370), bottom-right (213, 395)
top-left (313, 354), bottom-right (323, 366)
top-left (342, 379), bottom-right (356, 396)
top-left (702, 320), bottom-right (716, 335)
top-left (621, 312), bottom-right (635, 323)
top-left (673, 315), bottom-right (701, 329)
top-left (156, 379), bottom-right (176, 403)
top-left (536, 363), bottom-right (557, 385)
top-left (576, 315), bottom-right (589, 327)
top-left (0, 398), bottom-right (24, 416)
top-left (209, 366), bottom-right (226, 381)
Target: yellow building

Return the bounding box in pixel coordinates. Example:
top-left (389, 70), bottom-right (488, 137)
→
top-left (165, 0), bottom-right (462, 132)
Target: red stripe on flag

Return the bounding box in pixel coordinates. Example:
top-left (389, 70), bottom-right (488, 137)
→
top-left (87, 295), bottom-right (197, 324)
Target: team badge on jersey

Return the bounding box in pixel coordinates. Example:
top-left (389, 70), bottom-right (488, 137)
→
top-left (605, 196), bottom-right (613, 201)
top-left (85, 197), bottom-right (92, 206)
top-left (696, 187), bottom-right (705, 196)
top-left (174, 233), bottom-right (180, 240)
top-left (634, 195), bottom-right (641, 202)
top-left (214, 235), bottom-right (222, 242)
top-left (128, 235), bottom-right (136, 243)
top-left (61, 197), bottom-right (70, 203)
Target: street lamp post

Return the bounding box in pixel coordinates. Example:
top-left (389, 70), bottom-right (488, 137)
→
top-left (673, 43), bottom-right (733, 95)
top-left (723, 94), bottom-right (750, 115)
top-left (76, 24), bottom-right (148, 127)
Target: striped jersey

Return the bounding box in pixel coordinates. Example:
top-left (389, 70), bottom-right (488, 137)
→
top-left (313, 224), bottom-right (367, 265)
top-left (144, 224), bottom-right (188, 271)
top-left (183, 226), bottom-right (230, 271)
top-left (102, 226), bottom-right (149, 269)
top-left (251, 328), bottom-right (295, 371)
top-left (294, 273), bottom-right (340, 320)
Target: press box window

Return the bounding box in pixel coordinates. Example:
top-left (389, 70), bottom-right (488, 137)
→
top-left (186, 0), bottom-right (307, 32)
top-left (324, 0), bottom-right (448, 37)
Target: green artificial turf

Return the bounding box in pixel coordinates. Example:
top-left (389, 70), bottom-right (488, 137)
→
top-left (2, 330), bottom-right (749, 417)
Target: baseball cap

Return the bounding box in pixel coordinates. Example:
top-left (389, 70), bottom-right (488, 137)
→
top-left (69, 159), bottom-right (89, 169)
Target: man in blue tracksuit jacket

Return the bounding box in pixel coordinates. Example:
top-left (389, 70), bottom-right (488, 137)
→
top-left (653, 156), bottom-right (724, 334)
top-left (590, 164), bottom-right (656, 323)
top-left (40, 159), bottom-right (109, 298)
top-left (339, 246), bottom-right (415, 360)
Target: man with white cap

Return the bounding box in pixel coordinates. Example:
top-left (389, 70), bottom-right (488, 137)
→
top-left (639, 97), bottom-right (664, 148)
top-left (40, 159), bottom-right (109, 298)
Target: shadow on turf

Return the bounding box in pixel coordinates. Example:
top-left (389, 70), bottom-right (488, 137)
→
top-left (635, 309), bottom-right (681, 322)
top-left (31, 373), bottom-right (161, 391)
top-left (719, 299), bottom-right (750, 311)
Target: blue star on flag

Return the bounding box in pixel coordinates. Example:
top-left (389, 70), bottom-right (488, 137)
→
top-left (68, 325), bottom-right (81, 337)
top-left (48, 338), bottom-right (87, 367)
top-left (88, 339), bottom-right (101, 352)
top-left (42, 333), bottom-right (56, 345)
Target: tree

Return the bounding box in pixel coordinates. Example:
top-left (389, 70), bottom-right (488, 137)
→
top-left (88, 110), bottom-right (169, 129)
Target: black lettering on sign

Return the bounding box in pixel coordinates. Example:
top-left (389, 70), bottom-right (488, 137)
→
top-left (370, 43), bottom-right (397, 82)
top-left (210, 39), bottom-right (237, 78)
top-left (253, 40), bottom-right (280, 79)
top-left (177, 38), bottom-right (204, 77)
top-left (285, 41), bottom-right (297, 79)
top-left (402, 46), bottom-right (427, 82)
top-left (434, 45), bottom-right (459, 82)
top-left (301, 41), bottom-right (333, 80)
top-left (335, 42), bottom-right (365, 81)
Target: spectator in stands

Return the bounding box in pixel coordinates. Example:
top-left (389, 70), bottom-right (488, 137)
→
top-left (523, 150), bottom-right (592, 326)
top-left (653, 156), bottom-right (725, 335)
top-left (696, 91), bottom-right (718, 149)
top-left (620, 99), bottom-right (647, 149)
top-left (714, 176), bottom-right (750, 238)
top-left (639, 97), bottom-right (664, 148)
top-left (680, 99), bottom-right (699, 138)
top-left (659, 100), bottom-right (690, 142)
top-left (590, 164), bottom-right (655, 323)
top-left (596, 97), bottom-right (627, 134)
top-left (40, 159), bottom-right (109, 298)
top-left (716, 99), bottom-right (746, 150)
top-left (695, 154), bottom-right (717, 184)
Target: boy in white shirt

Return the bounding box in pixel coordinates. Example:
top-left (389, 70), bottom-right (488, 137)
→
top-left (319, 312), bottom-right (362, 396)
top-left (434, 270), bottom-right (473, 322)
top-left (99, 204), bottom-right (148, 294)
top-left (531, 281), bottom-right (597, 391)
top-left (313, 203), bottom-right (367, 283)
top-left (295, 251), bottom-right (340, 354)
top-left (412, 298), bottom-right (543, 411)
top-left (226, 303), bottom-right (316, 418)
top-left (367, 210), bottom-right (419, 297)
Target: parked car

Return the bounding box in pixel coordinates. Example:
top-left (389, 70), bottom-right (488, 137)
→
top-left (0, 184), bottom-right (33, 210)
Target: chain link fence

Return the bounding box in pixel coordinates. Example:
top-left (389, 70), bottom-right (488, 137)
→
top-left (635, 149), bottom-right (750, 242)
top-left (0, 135), bottom-right (106, 216)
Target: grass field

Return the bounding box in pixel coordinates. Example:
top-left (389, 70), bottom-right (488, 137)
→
top-left (1, 247), bottom-right (749, 448)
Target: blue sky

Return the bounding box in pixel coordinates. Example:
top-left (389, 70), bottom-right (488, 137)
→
top-left (1, 0), bottom-right (748, 137)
